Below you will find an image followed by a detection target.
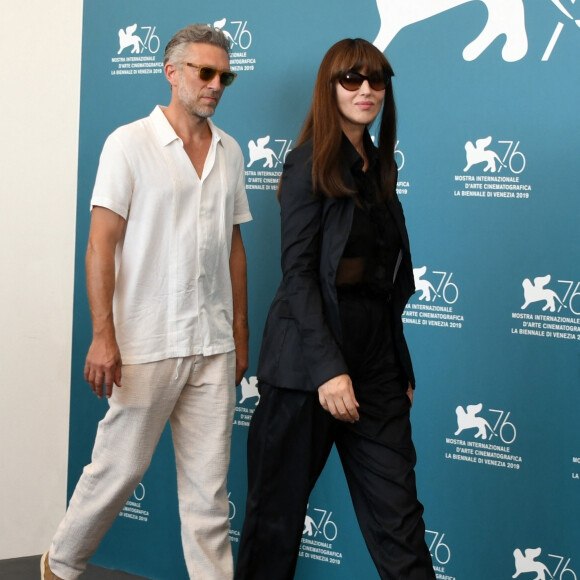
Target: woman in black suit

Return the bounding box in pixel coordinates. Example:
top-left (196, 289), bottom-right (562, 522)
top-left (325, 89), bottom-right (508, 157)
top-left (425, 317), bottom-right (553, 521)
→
top-left (235, 38), bottom-right (435, 580)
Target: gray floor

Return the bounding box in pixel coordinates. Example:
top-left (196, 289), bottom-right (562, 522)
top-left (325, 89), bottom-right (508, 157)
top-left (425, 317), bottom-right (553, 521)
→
top-left (0, 555), bottom-right (150, 579)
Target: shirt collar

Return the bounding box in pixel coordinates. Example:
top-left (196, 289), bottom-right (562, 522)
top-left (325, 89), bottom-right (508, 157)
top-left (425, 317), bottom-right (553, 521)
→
top-left (342, 129), bottom-right (379, 172)
top-left (150, 105), bottom-right (223, 148)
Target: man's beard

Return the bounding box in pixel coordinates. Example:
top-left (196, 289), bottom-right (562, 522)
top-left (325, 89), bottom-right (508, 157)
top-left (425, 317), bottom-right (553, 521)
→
top-left (178, 84), bottom-right (220, 119)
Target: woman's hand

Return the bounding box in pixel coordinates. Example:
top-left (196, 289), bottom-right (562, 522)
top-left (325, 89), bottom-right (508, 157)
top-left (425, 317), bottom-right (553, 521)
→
top-left (407, 382), bottom-right (414, 407)
top-left (318, 374), bottom-right (360, 423)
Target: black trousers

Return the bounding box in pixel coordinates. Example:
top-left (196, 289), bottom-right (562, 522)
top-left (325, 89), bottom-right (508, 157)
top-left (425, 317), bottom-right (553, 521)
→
top-left (234, 385), bottom-right (435, 580)
top-left (235, 292), bottom-right (435, 580)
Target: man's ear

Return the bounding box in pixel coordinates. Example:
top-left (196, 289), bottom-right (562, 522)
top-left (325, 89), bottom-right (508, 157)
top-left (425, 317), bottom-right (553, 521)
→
top-left (164, 61), bottom-right (179, 88)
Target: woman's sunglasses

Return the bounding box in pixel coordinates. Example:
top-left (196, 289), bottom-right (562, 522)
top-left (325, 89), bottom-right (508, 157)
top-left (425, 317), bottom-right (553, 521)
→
top-left (182, 62), bottom-right (237, 87)
top-left (338, 70), bottom-right (390, 92)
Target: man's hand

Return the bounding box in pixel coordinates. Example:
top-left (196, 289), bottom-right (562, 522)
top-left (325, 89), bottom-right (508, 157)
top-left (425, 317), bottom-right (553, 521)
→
top-left (84, 335), bottom-right (122, 398)
top-left (318, 374), bottom-right (359, 423)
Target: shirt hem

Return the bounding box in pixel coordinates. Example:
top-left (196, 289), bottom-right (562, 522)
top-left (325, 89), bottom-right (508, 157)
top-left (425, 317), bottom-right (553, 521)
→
top-left (120, 341), bottom-right (236, 366)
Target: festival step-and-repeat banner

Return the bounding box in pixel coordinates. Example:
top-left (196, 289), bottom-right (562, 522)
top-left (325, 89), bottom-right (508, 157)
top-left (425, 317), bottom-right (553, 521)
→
top-left (70, 1), bottom-right (580, 578)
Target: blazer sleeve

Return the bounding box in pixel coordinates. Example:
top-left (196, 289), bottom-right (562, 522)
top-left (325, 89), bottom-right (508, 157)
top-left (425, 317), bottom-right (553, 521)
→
top-left (278, 149), bottom-right (349, 389)
top-left (387, 188), bottom-right (417, 389)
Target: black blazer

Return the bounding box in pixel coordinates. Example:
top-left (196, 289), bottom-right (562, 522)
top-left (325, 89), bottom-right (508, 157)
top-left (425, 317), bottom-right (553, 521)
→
top-left (257, 139), bottom-right (416, 392)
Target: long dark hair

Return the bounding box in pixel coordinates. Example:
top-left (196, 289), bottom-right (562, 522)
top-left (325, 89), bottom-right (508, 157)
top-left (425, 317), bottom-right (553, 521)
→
top-left (295, 38), bottom-right (397, 200)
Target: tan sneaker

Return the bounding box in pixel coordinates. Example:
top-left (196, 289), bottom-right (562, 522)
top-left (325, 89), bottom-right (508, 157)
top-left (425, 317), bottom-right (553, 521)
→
top-left (40, 551), bottom-right (63, 580)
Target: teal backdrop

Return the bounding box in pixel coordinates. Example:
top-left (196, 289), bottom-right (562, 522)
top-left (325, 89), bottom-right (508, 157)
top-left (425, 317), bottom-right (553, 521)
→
top-left (70, 1), bottom-right (580, 578)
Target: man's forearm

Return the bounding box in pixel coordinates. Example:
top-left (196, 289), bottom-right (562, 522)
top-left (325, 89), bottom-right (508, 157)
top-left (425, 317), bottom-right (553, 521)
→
top-left (230, 225), bottom-right (249, 384)
top-left (85, 206), bottom-right (126, 338)
top-left (230, 225), bottom-right (249, 332)
top-left (86, 240), bottom-right (117, 339)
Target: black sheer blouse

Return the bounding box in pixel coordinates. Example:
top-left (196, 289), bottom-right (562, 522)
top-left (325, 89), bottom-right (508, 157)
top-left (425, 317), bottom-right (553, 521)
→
top-left (335, 133), bottom-right (401, 296)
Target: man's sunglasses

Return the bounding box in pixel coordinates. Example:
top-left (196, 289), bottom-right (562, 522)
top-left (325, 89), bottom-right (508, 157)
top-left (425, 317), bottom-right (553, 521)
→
top-left (337, 70), bottom-right (390, 92)
top-left (182, 62), bottom-right (237, 87)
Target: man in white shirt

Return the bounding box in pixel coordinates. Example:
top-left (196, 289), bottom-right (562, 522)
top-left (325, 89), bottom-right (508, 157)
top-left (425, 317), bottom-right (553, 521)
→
top-left (42, 24), bottom-right (252, 580)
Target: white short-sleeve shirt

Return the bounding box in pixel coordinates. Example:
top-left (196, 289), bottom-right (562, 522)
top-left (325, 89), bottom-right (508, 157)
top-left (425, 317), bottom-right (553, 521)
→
top-left (90, 106), bottom-right (252, 365)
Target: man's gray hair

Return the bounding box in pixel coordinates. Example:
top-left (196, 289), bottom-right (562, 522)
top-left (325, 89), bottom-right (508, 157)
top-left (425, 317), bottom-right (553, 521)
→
top-left (164, 24), bottom-right (230, 67)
